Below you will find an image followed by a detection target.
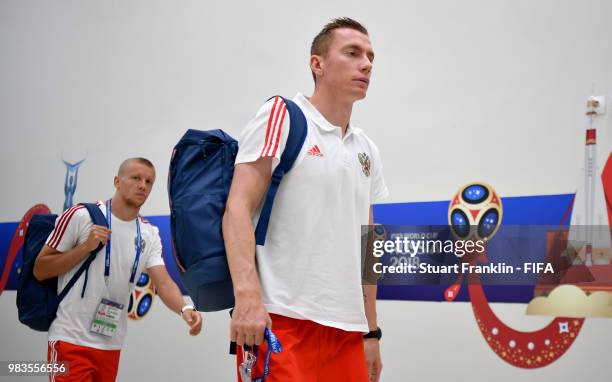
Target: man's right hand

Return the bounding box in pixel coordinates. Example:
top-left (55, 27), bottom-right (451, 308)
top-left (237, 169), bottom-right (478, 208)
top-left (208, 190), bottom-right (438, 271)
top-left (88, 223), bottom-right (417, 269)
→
top-left (230, 295), bottom-right (272, 347)
top-left (223, 158), bottom-right (275, 347)
top-left (83, 225), bottom-right (111, 252)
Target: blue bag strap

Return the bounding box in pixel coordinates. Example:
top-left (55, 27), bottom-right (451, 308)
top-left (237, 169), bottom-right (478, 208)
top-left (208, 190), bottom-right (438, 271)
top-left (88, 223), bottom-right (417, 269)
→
top-left (57, 203), bottom-right (108, 302)
top-left (254, 97), bottom-right (307, 246)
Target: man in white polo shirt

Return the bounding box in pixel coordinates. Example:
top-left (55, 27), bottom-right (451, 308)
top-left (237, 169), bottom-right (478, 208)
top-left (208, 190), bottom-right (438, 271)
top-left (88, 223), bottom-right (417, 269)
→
top-left (223, 18), bottom-right (388, 382)
top-left (34, 158), bottom-right (202, 381)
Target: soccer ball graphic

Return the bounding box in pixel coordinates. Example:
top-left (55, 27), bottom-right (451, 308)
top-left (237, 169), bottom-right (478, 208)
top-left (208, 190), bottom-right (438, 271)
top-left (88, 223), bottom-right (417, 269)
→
top-left (448, 182), bottom-right (503, 241)
top-left (128, 272), bottom-right (155, 321)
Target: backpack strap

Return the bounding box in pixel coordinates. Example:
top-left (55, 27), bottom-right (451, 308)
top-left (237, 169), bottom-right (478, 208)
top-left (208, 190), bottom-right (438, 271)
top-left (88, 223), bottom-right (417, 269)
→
top-left (57, 203), bottom-right (108, 302)
top-left (254, 97), bottom-right (307, 246)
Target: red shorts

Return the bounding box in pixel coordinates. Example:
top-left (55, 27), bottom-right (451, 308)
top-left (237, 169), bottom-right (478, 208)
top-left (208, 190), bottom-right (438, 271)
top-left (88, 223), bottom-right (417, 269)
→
top-left (47, 340), bottom-right (121, 382)
top-left (236, 314), bottom-right (368, 382)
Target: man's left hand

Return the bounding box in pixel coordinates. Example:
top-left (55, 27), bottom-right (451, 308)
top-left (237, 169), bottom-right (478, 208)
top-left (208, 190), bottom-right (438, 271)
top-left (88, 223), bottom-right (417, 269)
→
top-left (181, 309), bottom-right (203, 336)
top-left (364, 338), bottom-right (382, 382)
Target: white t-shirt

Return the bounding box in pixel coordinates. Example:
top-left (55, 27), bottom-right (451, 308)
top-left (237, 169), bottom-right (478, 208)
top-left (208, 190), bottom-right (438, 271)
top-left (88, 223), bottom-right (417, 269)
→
top-left (236, 93), bottom-right (389, 332)
top-left (46, 202), bottom-right (165, 350)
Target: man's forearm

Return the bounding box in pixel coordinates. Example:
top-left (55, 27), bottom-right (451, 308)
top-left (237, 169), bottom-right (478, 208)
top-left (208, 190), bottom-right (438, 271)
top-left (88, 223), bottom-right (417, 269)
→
top-left (33, 244), bottom-right (91, 281)
top-left (156, 278), bottom-right (187, 315)
top-left (364, 207), bottom-right (379, 331)
top-left (222, 207), bottom-right (263, 300)
top-left (363, 284), bottom-right (378, 330)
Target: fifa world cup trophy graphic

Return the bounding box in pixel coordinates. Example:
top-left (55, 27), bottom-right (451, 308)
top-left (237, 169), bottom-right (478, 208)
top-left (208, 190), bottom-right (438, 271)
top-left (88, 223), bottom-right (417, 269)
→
top-left (63, 159), bottom-right (85, 211)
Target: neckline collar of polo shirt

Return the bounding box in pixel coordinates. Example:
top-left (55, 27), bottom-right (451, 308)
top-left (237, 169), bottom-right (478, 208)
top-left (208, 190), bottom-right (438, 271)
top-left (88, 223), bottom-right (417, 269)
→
top-left (294, 93), bottom-right (354, 139)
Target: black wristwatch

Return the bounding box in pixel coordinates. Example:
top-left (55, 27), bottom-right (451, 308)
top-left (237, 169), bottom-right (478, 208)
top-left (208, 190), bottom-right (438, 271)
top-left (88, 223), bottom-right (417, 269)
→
top-left (363, 327), bottom-right (382, 340)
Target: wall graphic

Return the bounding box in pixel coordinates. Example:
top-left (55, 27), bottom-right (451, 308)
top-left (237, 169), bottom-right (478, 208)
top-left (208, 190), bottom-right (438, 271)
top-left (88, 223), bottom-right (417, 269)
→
top-left (62, 159), bottom-right (85, 212)
top-left (447, 183), bottom-right (584, 368)
top-left (1, 155), bottom-right (611, 366)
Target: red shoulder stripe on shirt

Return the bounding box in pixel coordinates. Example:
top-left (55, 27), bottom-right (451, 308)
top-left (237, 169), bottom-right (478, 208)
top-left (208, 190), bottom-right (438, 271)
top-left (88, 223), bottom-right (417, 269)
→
top-left (263, 102), bottom-right (286, 157)
top-left (260, 97), bottom-right (279, 157)
top-left (269, 102), bottom-right (287, 157)
top-left (267, 102), bottom-right (286, 157)
top-left (260, 97), bottom-right (286, 158)
top-left (48, 205), bottom-right (85, 249)
top-left (46, 204), bottom-right (82, 246)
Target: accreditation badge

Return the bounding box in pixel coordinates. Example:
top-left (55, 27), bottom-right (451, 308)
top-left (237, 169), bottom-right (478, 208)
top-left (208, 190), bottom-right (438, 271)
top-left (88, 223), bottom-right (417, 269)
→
top-left (90, 298), bottom-right (124, 337)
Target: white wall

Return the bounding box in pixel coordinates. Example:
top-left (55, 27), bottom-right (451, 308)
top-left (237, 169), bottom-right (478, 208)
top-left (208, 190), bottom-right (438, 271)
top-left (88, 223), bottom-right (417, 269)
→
top-left (1, 1), bottom-right (611, 381)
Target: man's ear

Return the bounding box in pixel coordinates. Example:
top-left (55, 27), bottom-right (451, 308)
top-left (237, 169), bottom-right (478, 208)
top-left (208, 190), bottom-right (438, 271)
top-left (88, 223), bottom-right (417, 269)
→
top-left (310, 55), bottom-right (324, 79)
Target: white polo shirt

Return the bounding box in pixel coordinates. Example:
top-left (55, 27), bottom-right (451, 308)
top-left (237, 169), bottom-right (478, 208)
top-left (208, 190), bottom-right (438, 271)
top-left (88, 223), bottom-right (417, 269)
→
top-left (236, 93), bottom-right (388, 332)
top-left (46, 202), bottom-right (165, 350)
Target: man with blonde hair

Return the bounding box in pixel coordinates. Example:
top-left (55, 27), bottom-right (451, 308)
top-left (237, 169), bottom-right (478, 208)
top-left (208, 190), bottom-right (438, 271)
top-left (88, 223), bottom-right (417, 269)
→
top-left (35, 158), bottom-right (202, 381)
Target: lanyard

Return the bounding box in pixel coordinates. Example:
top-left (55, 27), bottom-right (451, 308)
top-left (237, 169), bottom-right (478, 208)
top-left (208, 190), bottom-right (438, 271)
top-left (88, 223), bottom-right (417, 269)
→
top-left (241, 328), bottom-right (282, 382)
top-left (104, 199), bottom-right (142, 287)
top-left (258, 328), bottom-right (282, 382)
